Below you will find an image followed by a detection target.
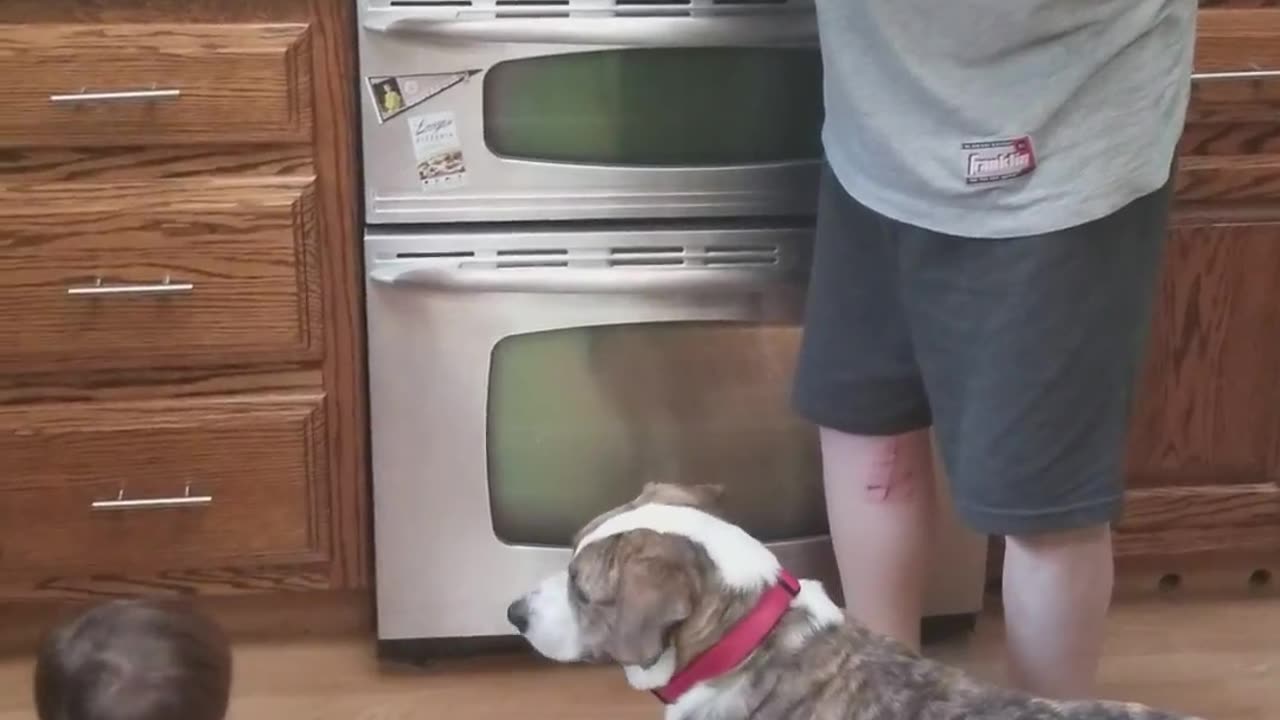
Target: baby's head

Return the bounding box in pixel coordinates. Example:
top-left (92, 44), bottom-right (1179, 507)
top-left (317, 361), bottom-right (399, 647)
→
top-left (34, 598), bottom-right (232, 720)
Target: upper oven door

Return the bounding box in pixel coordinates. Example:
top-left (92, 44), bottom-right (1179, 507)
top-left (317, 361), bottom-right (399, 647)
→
top-left (356, 0), bottom-right (824, 224)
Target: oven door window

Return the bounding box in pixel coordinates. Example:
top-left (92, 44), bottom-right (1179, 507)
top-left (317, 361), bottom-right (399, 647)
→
top-left (482, 47), bottom-right (824, 166)
top-left (487, 321), bottom-right (826, 546)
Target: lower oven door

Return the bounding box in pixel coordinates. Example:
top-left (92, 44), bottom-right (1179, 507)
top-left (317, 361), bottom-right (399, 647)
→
top-left (357, 5), bottom-right (823, 224)
top-left (364, 225), bottom-right (987, 641)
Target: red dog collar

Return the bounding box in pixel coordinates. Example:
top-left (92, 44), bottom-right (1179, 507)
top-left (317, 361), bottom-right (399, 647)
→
top-left (652, 570), bottom-right (801, 705)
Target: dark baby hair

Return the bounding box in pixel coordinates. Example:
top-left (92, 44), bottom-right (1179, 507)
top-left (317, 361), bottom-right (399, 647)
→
top-left (33, 598), bottom-right (232, 720)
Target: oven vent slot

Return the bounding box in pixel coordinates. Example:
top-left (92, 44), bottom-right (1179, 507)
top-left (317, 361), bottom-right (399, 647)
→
top-left (494, 0), bottom-right (571, 17)
top-left (608, 245), bottom-right (685, 255)
top-left (702, 245), bottom-right (781, 266)
top-left (494, 259), bottom-right (572, 268)
top-left (606, 244), bottom-right (780, 268)
top-left (612, 0), bottom-right (693, 13)
top-left (605, 246), bottom-right (682, 267)
top-left (607, 256), bottom-right (685, 267)
top-left (494, 248), bottom-right (571, 268)
top-left (495, 248), bottom-right (570, 255)
top-left (707, 244), bottom-right (778, 253)
top-left (395, 250), bottom-right (475, 259)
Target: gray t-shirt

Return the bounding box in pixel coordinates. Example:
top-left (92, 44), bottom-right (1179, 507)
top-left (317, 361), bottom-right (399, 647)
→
top-left (815, 0), bottom-right (1198, 238)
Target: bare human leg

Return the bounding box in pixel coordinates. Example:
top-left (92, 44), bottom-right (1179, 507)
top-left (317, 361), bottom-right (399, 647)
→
top-left (818, 425), bottom-right (937, 652)
top-left (1002, 524), bottom-right (1115, 699)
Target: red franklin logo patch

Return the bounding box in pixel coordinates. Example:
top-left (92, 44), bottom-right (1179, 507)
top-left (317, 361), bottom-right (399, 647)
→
top-left (963, 136), bottom-right (1037, 185)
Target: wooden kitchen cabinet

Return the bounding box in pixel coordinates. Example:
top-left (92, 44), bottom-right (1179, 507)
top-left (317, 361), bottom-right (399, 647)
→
top-left (1119, 218), bottom-right (1280, 575)
top-left (0, 179), bottom-right (323, 373)
top-left (0, 23), bottom-right (314, 147)
top-left (1112, 6), bottom-right (1280, 589)
top-left (0, 394), bottom-right (329, 579)
top-left (0, 0), bottom-right (368, 600)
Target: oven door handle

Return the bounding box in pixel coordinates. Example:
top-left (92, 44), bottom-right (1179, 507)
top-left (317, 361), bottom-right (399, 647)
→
top-left (362, 13), bottom-right (818, 46)
top-left (368, 264), bottom-right (800, 294)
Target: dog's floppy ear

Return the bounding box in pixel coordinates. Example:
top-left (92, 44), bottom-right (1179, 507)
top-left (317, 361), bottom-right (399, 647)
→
top-left (607, 575), bottom-right (691, 667)
top-left (604, 534), bottom-right (696, 667)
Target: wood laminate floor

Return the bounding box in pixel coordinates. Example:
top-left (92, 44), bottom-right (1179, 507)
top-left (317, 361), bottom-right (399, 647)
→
top-left (0, 592), bottom-right (1274, 719)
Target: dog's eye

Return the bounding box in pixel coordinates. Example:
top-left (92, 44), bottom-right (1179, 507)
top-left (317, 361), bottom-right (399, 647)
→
top-left (569, 578), bottom-right (589, 605)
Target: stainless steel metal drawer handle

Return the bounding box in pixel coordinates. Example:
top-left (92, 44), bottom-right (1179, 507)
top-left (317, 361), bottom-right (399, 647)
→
top-left (49, 85), bottom-right (182, 104)
top-left (91, 484), bottom-right (213, 512)
top-left (67, 275), bottom-right (194, 297)
top-left (1191, 69), bottom-right (1280, 82)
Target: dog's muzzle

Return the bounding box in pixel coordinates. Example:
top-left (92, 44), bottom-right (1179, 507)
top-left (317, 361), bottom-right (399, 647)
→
top-left (506, 570), bottom-right (585, 662)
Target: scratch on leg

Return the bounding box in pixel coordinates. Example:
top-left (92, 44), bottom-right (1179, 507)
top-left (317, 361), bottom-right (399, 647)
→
top-left (865, 435), bottom-right (917, 502)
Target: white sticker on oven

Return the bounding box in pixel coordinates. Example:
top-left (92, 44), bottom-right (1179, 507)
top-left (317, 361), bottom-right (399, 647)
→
top-left (409, 111), bottom-right (467, 192)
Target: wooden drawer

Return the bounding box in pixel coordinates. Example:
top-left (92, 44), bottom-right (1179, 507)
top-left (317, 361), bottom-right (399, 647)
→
top-left (0, 393), bottom-right (328, 577)
top-left (0, 23), bottom-right (312, 148)
top-left (1181, 9), bottom-right (1280, 155)
top-left (0, 179), bottom-right (322, 372)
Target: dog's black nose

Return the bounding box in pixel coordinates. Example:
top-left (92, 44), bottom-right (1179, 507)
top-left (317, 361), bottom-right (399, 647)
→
top-left (506, 598), bottom-right (530, 633)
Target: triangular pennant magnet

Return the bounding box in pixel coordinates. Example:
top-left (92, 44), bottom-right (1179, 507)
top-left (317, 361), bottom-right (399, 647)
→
top-left (366, 70), bottom-right (481, 123)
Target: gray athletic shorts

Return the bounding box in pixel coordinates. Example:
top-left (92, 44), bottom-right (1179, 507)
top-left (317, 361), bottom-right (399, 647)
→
top-left (792, 163), bottom-right (1173, 536)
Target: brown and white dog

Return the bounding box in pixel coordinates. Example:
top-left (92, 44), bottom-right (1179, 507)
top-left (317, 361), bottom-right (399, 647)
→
top-left (506, 482), bottom-right (1202, 720)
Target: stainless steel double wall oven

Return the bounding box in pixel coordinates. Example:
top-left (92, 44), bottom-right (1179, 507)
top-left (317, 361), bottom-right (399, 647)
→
top-left (356, 0), bottom-right (988, 653)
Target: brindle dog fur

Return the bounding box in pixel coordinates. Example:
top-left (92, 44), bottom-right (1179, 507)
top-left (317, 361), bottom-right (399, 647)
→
top-left (509, 483), bottom-right (1203, 720)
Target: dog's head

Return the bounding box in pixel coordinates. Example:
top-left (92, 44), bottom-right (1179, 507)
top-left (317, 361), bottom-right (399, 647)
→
top-left (505, 482), bottom-right (784, 684)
